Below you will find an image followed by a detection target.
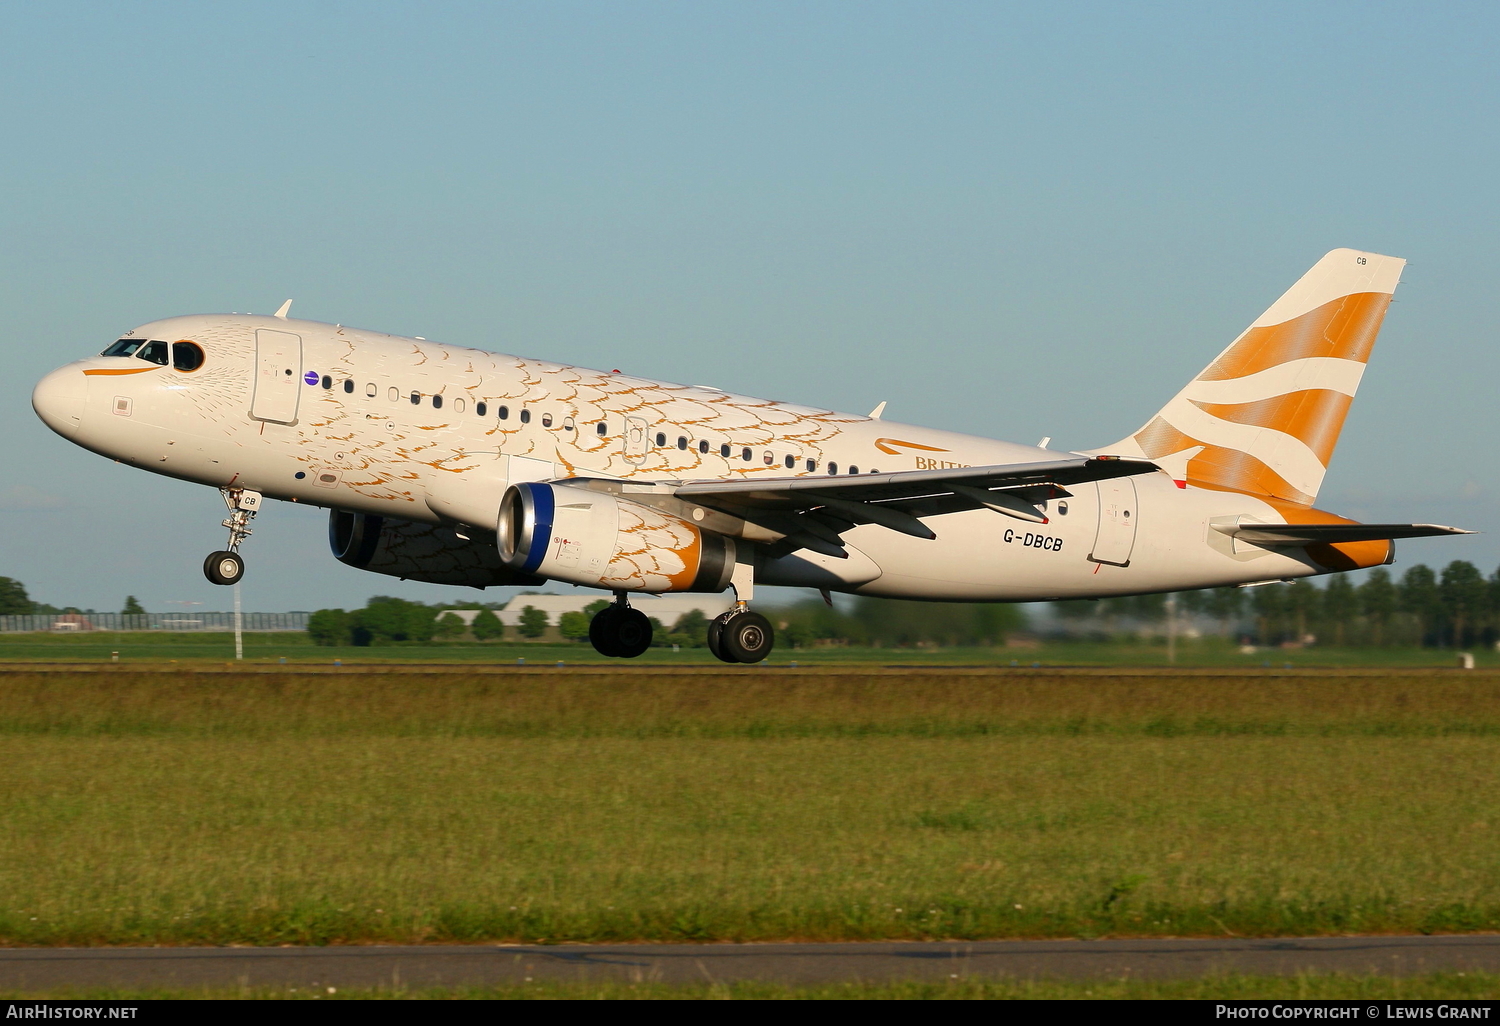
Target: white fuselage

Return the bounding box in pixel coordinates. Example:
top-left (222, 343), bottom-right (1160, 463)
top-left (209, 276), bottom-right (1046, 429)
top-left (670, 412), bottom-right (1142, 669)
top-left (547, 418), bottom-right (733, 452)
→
top-left (35, 313), bottom-right (1332, 599)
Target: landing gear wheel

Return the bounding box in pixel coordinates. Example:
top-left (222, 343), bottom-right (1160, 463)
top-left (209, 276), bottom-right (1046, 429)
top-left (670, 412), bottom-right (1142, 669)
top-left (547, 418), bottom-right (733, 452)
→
top-left (204, 550), bottom-right (244, 586)
top-left (717, 610), bottom-right (774, 664)
top-left (707, 611), bottom-right (732, 663)
top-left (612, 608), bottom-right (653, 658)
top-left (589, 606), bottom-right (624, 657)
top-left (589, 605), bottom-right (654, 658)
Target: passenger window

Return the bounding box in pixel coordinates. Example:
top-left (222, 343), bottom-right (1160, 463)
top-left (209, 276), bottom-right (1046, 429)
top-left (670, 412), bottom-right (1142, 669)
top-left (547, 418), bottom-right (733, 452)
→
top-left (432, 394), bottom-right (443, 409)
top-left (322, 375), bottom-right (332, 389)
top-left (499, 405), bottom-right (510, 420)
top-left (476, 402), bottom-right (487, 417)
top-left (136, 340), bottom-right (169, 365)
top-left (596, 422), bottom-right (608, 436)
top-left (564, 416), bottom-right (575, 433)
top-left (763, 451), bottom-right (773, 465)
top-left (699, 440), bottom-right (709, 454)
top-left (542, 412), bottom-right (553, 428)
top-left (102, 339), bottom-right (143, 357)
top-left (741, 448), bottom-right (752, 461)
top-left (849, 466), bottom-right (859, 474)
top-left (828, 462), bottom-right (838, 475)
top-left (1057, 501), bottom-right (1069, 516)
top-left (366, 383), bottom-right (377, 398)
top-left (343, 379), bottom-right (354, 394)
top-left (720, 443), bottom-right (731, 458)
top-left (454, 397), bottom-right (465, 413)
top-left (806, 459), bottom-right (816, 472)
top-left (677, 436), bottom-right (688, 450)
top-left (171, 341), bottom-right (204, 371)
top-left (519, 408), bottom-right (531, 424)
top-left (410, 392), bottom-right (421, 405)
top-left (388, 387), bottom-right (399, 402)
top-left (655, 432), bottom-right (666, 447)
top-left (784, 455), bottom-right (795, 469)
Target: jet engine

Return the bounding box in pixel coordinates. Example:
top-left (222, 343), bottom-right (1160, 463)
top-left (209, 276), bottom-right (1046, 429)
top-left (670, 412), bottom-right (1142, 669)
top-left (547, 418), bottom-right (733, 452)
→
top-left (329, 509), bottom-right (542, 588)
top-left (497, 482), bottom-right (737, 593)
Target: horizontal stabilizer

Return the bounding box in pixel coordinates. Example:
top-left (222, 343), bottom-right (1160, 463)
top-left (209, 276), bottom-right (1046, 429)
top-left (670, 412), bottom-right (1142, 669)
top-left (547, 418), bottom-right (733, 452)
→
top-left (1214, 522), bottom-right (1474, 546)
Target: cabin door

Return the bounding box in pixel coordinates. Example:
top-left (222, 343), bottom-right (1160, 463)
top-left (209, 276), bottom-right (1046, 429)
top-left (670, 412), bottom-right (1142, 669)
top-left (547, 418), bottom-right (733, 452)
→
top-left (251, 329), bottom-right (302, 424)
top-left (623, 416), bottom-right (650, 464)
top-left (1089, 478), bottom-right (1138, 567)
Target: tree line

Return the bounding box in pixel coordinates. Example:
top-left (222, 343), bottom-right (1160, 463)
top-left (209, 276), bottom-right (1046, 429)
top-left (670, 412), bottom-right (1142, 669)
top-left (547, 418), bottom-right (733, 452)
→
top-left (1052, 560), bottom-right (1500, 649)
top-left (305, 594), bottom-right (1030, 648)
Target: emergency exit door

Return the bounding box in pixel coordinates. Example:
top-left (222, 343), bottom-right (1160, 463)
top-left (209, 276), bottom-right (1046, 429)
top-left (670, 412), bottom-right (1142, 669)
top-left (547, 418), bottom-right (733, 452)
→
top-left (1089, 478), bottom-right (1138, 567)
top-left (623, 416), bottom-right (649, 463)
top-left (251, 329), bottom-right (302, 424)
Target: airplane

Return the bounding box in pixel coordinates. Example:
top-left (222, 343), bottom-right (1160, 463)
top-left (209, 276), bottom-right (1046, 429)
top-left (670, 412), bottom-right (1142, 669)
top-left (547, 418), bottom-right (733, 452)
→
top-left (31, 248), bottom-right (1470, 662)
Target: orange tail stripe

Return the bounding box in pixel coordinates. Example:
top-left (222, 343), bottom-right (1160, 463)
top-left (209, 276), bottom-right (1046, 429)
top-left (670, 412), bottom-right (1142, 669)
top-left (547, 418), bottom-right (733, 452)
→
top-left (1191, 389), bottom-right (1354, 466)
top-left (1198, 292), bottom-right (1392, 381)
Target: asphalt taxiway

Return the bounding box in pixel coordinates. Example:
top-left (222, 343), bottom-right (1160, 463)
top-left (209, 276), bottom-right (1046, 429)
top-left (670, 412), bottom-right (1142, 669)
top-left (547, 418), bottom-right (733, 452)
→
top-left (2, 935), bottom-right (1498, 992)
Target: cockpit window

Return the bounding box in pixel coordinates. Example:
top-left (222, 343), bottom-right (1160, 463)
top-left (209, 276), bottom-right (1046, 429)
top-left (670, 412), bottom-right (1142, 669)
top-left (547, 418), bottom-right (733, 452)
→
top-left (135, 340), bottom-right (169, 365)
top-left (171, 341), bottom-right (205, 372)
top-left (102, 339), bottom-right (143, 357)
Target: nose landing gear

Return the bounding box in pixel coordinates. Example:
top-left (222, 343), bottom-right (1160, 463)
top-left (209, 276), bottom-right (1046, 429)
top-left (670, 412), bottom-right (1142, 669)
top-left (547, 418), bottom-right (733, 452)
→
top-left (204, 487), bottom-right (261, 586)
top-left (588, 593), bottom-right (654, 658)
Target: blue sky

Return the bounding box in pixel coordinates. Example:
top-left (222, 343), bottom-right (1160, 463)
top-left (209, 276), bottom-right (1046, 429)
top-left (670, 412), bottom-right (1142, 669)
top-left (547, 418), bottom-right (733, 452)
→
top-left (1, 1), bottom-right (1497, 612)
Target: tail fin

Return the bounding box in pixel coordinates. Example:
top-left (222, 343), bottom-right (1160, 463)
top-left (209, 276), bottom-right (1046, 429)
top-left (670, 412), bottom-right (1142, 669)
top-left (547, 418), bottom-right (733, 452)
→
top-left (1104, 248), bottom-right (1405, 506)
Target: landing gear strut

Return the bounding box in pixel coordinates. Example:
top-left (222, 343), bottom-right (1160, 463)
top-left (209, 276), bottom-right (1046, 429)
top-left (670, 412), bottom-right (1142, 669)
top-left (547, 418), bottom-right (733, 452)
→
top-left (204, 487), bottom-right (262, 586)
top-left (706, 562), bottom-right (774, 664)
top-left (589, 594), bottom-right (654, 658)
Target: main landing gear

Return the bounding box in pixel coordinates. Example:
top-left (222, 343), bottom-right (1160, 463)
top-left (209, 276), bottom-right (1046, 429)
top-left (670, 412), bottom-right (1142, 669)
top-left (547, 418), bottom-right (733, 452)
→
top-left (706, 608), bottom-right (774, 664)
top-left (706, 561), bottom-right (774, 664)
top-left (589, 595), bottom-right (654, 658)
top-left (204, 487), bottom-right (262, 586)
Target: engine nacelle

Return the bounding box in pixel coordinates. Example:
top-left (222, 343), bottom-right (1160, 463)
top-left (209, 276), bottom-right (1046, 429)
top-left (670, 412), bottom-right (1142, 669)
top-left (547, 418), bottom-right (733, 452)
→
top-left (329, 510), bottom-right (542, 588)
top-left (497, 482), bottom-right (737, 593)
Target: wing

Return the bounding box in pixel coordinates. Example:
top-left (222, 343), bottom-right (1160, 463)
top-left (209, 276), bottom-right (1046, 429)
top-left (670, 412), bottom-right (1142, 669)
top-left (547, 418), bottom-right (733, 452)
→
top-left (669, 456), bottom-right (1158, 557)
top-left (1215, 523), bottom-right (1475, 545)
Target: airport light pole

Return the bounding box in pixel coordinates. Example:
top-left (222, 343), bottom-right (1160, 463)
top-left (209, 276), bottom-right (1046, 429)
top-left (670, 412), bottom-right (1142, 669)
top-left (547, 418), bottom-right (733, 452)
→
top-left (1165, 592), bottom-right (1177, 665)
top-left (233, 582), bottom-right (243, 661)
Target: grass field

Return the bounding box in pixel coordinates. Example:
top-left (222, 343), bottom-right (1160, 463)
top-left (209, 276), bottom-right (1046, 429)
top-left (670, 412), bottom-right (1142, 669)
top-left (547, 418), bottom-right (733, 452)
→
top-left (1, 630), bottom-right (1494, 668)
top-left (2, 667), bottom-right (1499, 948)
top-left (7, 973), bottom-right (1500, 1000)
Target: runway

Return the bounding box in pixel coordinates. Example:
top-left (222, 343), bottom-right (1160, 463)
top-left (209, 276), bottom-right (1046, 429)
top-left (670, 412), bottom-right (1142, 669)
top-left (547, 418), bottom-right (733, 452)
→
top-left (3, 935), bottom-right (1499, 992)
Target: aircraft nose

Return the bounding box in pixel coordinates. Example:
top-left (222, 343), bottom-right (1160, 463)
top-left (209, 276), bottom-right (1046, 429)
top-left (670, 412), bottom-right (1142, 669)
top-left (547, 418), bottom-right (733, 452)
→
top-left (32, 365), bottom-right (86, 438)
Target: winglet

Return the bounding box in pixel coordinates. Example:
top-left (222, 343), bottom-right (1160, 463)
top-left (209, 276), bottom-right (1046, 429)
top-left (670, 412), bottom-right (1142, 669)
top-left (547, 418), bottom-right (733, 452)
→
top-left (274, 299), bottom-right (293, 319)
top-left (868, 401), bottom-right (887, 419)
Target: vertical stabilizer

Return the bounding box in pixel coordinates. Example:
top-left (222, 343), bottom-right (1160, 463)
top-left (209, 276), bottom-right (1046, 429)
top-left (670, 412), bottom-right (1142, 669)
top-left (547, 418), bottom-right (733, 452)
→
top-left (1103, 248), bottom-right (1404, 506)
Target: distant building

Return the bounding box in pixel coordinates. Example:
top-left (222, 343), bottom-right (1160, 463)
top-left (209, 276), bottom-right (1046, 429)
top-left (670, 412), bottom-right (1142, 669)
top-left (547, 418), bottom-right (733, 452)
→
top-left (439, 593), bottom-right (734, 629)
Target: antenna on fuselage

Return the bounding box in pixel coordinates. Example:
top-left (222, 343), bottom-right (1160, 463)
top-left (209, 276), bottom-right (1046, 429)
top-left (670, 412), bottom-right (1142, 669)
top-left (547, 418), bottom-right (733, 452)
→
top-left (868, 401), bottom-right (887, 419)
top-left (274, 299), bottom-right (293, 319)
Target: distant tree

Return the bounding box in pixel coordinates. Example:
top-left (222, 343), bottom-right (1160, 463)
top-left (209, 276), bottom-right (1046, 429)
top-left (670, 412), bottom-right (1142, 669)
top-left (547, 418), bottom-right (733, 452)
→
top-left (518, 605), bottom-right (549, 638)
top-left (355, 596), bottom-right (439, 644)
top-left (853, 598), bottom-right (1021, 647)
top-left (433, 611), bottom-right (467, 640)
top-left (0, 577), bottom-right (33, 615)
top-left (471, 608), bottom-right (504, 641)
top-left (1321, 575), bottom-right (1357, 647)
top-left (1284, 580), bottom-right (1321, 643)
top-left (1358, 569), bottom-right (1397, 646)
top-left (1398, 565), bottom-right (1441, 646)
top-left (121, 595), bottom-right (146, 615)
top-left (583, 599), bottom-right (610, 618)
top-left (558, 610), bottom-right (591, 640)
top-left (1201, 587), bottom-right (1246, 638)
top-left (1251, 584), bottom-right (1287, 644)
top-left (306, 608), bottom-right (353, 646)
top-left (1439, 560), bottom-right (1488, 648)
top-left (671, 609), bottom-right (711, 648)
